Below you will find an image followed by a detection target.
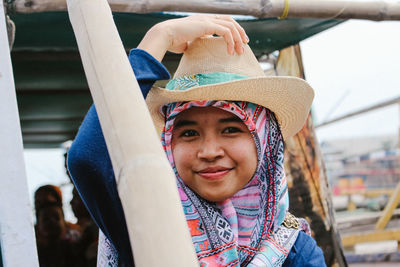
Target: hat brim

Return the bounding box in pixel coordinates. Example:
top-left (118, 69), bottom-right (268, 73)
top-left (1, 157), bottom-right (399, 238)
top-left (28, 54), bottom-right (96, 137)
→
top-left (146, 76), bottom-right (314, 139)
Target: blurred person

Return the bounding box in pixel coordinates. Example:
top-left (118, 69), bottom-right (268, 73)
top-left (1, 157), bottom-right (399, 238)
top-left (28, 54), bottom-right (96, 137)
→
top-left (34, 185), bottom-right (80, 267)
top-left (34, 185), bottom-right (62, 214)
top-left (70, 187), bottom-right (98, 267)
top-left (36, 204), bottom-right (75, 267)
top-left (66, 149), bottom-right (99, 266)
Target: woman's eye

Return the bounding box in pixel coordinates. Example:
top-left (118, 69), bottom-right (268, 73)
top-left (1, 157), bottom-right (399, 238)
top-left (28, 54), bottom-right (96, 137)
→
top-left (222, 127), bottom-right (242, 134)
top-left (181, 130), bottom-right (199, 137)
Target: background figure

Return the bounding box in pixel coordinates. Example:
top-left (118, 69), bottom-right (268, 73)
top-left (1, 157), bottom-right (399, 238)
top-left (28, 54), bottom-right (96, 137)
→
top-left (70, 187), bottom-right (98, 267)
top-left (66, 147), bottom-right (99, 266)
top-left (34, 185), bottom-right (63, 214)
top-left (34, 185), bottom-right (80, 267)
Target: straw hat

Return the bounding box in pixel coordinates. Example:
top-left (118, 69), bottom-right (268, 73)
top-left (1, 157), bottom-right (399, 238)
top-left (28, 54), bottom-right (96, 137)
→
top-left (146, 37), bottom-right (314, 139)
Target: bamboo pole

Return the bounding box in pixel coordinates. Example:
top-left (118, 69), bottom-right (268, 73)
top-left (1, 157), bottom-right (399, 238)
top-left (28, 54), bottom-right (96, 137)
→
top-left (341, 229), bottom-right (400, 247)
top-left (66, 0), bottom-right (198, 266)
top-left (316, 96), bottom-right (400, 128)
top-left (0, 0), bottom-right (39, 265)
top-left (375, 181), bottom-right (400, 230)
top-left (10, 0), bottom-right (400, 21)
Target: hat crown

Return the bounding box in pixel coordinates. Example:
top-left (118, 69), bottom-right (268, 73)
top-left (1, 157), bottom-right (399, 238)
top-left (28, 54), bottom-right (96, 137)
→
top-left (173, 37), bottom-right (265, 79)
top-left (146, 36), bottom-right (315, 140)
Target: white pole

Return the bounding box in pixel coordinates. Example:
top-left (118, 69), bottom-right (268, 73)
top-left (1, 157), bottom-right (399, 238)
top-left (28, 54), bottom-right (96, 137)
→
top-left (67, 0), bottom-right (198, 266)
top-left (0, 2), bottom-right (39, 267)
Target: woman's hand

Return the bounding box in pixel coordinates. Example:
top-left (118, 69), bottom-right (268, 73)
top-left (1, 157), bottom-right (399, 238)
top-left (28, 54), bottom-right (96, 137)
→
top-left (137, 15), bottom-right (249, 62)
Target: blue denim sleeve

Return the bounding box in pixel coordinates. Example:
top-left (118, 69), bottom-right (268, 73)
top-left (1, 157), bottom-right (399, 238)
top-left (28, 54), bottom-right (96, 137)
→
top-left (67, 48), bottom-right (170, 267)
top-left (128, 49), bottom-right (170, 98)
top-left (283, 231), bottom-right (326, 267)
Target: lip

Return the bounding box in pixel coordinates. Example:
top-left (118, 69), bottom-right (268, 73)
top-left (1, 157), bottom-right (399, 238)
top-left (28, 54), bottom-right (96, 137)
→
top-left (196, 166), bottom-right (232, 180)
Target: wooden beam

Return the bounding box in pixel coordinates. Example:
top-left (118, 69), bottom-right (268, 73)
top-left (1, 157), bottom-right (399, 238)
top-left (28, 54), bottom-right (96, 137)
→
top-left (10, 0), bottom-right (400, 21)
top-left (342, 229), bottom-right (400, 247)
top-left (66, 0), bottom-right (198, 266)
top-left (0, 1), bottom-right (39, 265)
top-left (278, 45), bottom-right (347, 267)
top-left (375, 123), bottom-right (400, 230)
top-left (337, 209), bottom-right (400, 230)
top-left (363, 189), bottom-right (394, 198)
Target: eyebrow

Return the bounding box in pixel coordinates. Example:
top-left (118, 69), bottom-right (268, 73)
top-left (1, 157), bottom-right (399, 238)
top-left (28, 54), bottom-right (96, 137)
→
top-left (174, 116), bottom-right (242, 129)
top-left (174, 120), bottom-right (197, 129)
top-left (219, 116), bottom-right (242, 123)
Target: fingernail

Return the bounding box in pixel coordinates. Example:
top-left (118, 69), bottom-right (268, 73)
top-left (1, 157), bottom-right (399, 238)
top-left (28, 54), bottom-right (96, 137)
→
top-left (245, 34), bottom-right (250, 43)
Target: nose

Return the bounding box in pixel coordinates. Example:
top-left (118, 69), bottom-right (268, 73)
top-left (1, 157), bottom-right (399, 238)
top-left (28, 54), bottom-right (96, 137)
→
top-left (197, 136), bottom-right (224, 161)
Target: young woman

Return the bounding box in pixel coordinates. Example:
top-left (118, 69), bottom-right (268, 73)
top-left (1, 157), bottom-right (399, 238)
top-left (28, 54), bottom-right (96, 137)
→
top-left (68, 15), bottom-right (325, 266)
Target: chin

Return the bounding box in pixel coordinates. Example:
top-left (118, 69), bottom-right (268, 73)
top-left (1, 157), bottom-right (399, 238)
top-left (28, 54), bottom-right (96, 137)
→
top-left (201, 192), bottom-right (231, 203)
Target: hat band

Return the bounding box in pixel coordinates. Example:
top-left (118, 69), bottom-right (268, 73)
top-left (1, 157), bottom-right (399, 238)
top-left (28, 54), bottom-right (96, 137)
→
top-left (166, 72), bottom-right (248, 91)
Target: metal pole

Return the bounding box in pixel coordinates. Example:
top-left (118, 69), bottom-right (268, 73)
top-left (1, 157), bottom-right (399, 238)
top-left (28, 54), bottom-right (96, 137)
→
top-left (316, 96), bottom-right (400, 128)
top-left (0, 2), bottom-right (39, 266)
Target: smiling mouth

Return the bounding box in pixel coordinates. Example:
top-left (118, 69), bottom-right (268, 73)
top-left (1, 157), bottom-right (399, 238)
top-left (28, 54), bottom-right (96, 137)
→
top-left (197, 167), bottom-right (232, 180)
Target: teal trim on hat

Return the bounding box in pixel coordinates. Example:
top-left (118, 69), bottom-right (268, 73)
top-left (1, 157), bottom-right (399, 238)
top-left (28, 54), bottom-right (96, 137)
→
top-left (165, 72), bottom-right (248, 91)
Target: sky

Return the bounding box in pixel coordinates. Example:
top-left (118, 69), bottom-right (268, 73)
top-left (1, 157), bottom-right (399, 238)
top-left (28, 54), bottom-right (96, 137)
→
top-left (301, 19), bottom-right (400, 142)
top-left (25, 149), bottom-right (75, 222)
top-left (23, 19), bottom-right (400, 222)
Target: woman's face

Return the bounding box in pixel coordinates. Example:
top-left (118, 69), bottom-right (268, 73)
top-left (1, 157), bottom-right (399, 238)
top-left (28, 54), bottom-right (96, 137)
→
top-left (171, 107), bottom-right (257, 202)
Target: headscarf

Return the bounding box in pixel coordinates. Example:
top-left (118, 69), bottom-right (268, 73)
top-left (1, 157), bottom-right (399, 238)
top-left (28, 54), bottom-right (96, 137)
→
top-left (161, 100), bottom-right (301, 266)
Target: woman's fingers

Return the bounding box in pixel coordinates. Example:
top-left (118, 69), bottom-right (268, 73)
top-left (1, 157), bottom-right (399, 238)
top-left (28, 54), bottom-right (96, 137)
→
top-left (170, 41), bottom-right (188, 54)
top-left (138, 14), bottom-right (250, 60)
top-left (214, 15), bottom-right (249, 44)
top-left (211, 18), bottom-right (245, 54)
top-left (205, 22), bottom-right (236, 55)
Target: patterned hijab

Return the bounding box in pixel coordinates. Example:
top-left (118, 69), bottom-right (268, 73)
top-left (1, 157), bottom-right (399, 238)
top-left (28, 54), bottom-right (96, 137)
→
top-left (161, 100), bottom-right (301, 266)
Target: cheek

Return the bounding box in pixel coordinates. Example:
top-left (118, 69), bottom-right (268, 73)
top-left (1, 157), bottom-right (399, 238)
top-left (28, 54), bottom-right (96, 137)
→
top-left (171, 143), bottom-right (194, 175)
top-left (233, 137), bottom-right (258, 174)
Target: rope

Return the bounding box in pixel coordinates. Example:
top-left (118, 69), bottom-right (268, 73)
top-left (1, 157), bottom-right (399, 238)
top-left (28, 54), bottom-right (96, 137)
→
top-left (278, 0), bottom-right (290, 20)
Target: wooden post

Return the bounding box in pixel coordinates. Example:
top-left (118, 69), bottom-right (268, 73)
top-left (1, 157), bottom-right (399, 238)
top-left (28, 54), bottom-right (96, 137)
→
top-left (10, 0), bottom-right (400, 21)
top-left (0, 1), bottom-right (39, 266)
top-left (375, 182), bottom-right (400, 230)
top-left (66, 0), bottom-right (198, 266)
top-left (276, 45), bottom-right (347, 267)
top-left (375, 101), bottom-right (400, 230)
top-left (342, 229), bottom-right (400, 247)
